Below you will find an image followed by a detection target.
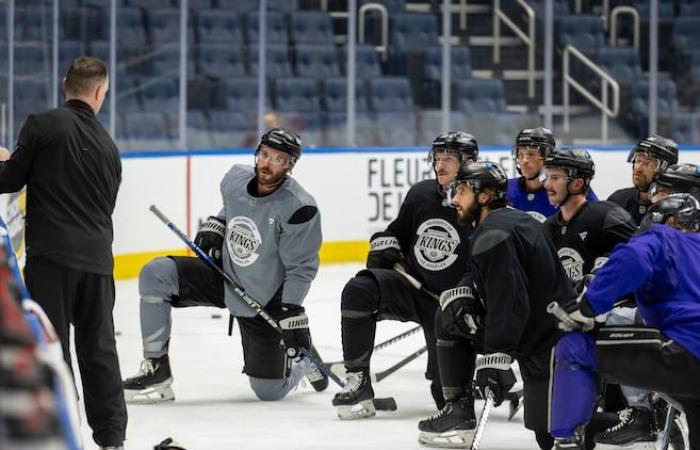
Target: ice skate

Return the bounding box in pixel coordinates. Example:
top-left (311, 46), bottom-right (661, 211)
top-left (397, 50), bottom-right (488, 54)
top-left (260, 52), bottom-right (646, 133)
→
top-left (418, 397), bottom-right (476, 448)
top-left (332, 370), bottom-right (375, 420)
top-left (123, 355), bottom-right (174, 404)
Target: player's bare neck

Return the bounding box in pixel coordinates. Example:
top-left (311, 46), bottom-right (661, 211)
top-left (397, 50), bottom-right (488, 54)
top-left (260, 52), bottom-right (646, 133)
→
top-left (560, 196), bottom-right (586, 222)
top-left (524, 177), bottom-right (542, 193)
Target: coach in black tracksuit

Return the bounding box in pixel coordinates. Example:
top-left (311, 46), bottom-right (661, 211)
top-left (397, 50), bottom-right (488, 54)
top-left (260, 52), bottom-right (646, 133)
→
top-left (0, 57), bottom-right (126, 449)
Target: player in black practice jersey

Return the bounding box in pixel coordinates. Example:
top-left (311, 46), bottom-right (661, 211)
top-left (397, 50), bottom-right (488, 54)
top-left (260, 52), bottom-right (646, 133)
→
top-left (608, 135), bottom-right (679, 224)
top-left (650, 163), bottom-right (700, 203)
top-left (542, 148), bottom-right (636, 286)
top-left (418, 161), bottom-right (577, 450)
top-left (332, 132), bottom-right (477, 420)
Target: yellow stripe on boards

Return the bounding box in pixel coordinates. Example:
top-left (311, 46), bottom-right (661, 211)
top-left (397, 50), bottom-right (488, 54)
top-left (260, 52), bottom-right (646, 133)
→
top-left (113, 241), bottom-right (370, 280)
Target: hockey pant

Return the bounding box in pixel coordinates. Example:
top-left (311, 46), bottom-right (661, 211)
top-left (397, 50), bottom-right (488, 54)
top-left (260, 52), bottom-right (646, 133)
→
top-left (340, 269), bottom-right (441, 402)
top-left (138, 256), bottom-right (310, 401)
top-left (551, 327), bottom-right (700, 450)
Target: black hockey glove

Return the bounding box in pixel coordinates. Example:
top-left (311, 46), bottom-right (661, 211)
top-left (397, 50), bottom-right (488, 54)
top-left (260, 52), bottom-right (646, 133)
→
top-left (366, 231), bottom-right (404, 270)
top-left (439, 284), bottom-right (484, 339)
top-left (474, 353), bottom-right (516, 407)
top-left (194, 216), bottom-right (226, 267)
top-left (557, 293), bottom-right (606, 332)
top-left (277, 304), bottom-right (312, 358)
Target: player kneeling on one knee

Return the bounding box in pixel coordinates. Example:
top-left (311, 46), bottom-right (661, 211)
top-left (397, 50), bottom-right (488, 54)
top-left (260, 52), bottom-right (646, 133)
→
top-left (549, 194), bottom-right (700, 450)
top-left (122, 128), bottom-right (328, 404)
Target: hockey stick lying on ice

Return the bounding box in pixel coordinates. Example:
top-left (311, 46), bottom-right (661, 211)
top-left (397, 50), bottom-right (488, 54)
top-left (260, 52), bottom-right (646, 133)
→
top-left (470, 390), bottom-right (495, 450)
top-left (327, 325), bottom-right (422, 373)
top-left (374, 345), bottom-right (428, 383)
top-left (150, 206), bottom-right (399, 411)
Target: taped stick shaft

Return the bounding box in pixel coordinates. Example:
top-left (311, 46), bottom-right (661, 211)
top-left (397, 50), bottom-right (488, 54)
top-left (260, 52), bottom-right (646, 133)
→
top-left (546, 301), bottom-right (581, 331)
top-left (471, 392), bottom-right (494, 450)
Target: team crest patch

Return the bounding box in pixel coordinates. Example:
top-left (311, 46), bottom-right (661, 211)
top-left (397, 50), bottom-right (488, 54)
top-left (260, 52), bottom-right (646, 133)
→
top-left (413, 219), bottom-right (460, 271)
top-left (558, 247), bottom-right (584, 281)
top-left (526, 211), bottom-right (547, 223)
top-left (226, 216), bottom-right (262, 267)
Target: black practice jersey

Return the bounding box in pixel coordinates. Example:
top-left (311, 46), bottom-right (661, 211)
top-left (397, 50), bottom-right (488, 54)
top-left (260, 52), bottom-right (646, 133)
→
top-left (543, 201), bottom-right (636, 283)
top-left (386, 179), bottom-right (473, 295)
top-left (608, 187), bottom-right (651, 225)
top-left (0, 100), bottom-right (121, 274)
top-left (468, 207), bottom-right (576, 358)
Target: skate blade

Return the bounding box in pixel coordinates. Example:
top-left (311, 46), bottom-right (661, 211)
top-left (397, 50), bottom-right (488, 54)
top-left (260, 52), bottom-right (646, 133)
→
top-left (336, 400), bottom-right (376, 420)
top-left (125, 385), bottom-right (175, 404)
top-left (594, 442), bottom-right (656, 450)
top-left (418, 430), bottom-right (475, 448)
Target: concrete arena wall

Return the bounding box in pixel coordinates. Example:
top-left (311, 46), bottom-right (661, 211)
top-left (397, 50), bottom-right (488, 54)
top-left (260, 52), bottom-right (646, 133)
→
top-left (11, 146), bottom-right (700, 279)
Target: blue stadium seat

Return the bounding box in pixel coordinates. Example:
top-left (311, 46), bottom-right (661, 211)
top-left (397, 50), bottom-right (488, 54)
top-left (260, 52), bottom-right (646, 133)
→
top-left (15, 8), bottom-right (49, 42)
top-left (680, 0), bottom-right (700, 16)
top-left (61, 7), bottom-right (103, 40)
top-left (323, 112), bottom-right (376, 146)
top-left (217, 0), bottom-right (258, 12)
top-left (122, 111), bottom-right (175, 150)
top-left (417, 110), bottom-right (469, 145)
top-left (245, 11), bottom-right (288, 45)
top-left (188, 0), bottom-right (214, 9)
top-left (390, 13), bottom-right (438, 52)
top-left (557, 15), bottom-right (605, 53)
top-left (14, 43), bottom-right (49, 77)
top-left (59, 41), bottom-right (86, 76)
top-left (197, 10), bottom-right (244, 45)
top-left (289, 11), bottom-right (335, 44)
top-left (624, 0), bottom-right (674, 19)
top-left (198, 44), bottom-right (247, 78)
top-left (278, 112), bottom-right (324, 147)
top-left (274, 77), bottom-right (321, 113)
top-left (209, 111), bottom-right (251, 148)
top-left (147, 9), bottom-right (195, 45)
top-left (595, 46), bottom-right (642, 82)
top-left (368, 77), bottom-right (414, 112)
top-left (15, 80), bottom-right (51, 113)
top-left (140, 77), bottom-right (179, 111)
top-left (187, 111), bottom-right (213, 148)
top-left (630, 80), bottom-right (678, 136)
top-left (187, 78), bottom-right (214, 111)
top-left (293, 45), bottom-right (341, 80)
top-left (421, 45), bottom-right (471, 82)
top-left (223, 78), bottom-right (263, 115)
top-left (673, 17), bottom-right (700, 57)
top-left (128, 0), bottom-right (172, 8)
top-left (248, 45), bottom-right (293, 78)
top-left (109, 76), bottom-right (143, 113)
top-left (268, 0), bottom-right (299, 13)
top-left (152, 44), bottom-right (196, 77)
top-left (105, 8), bottom-right (147, 47)
top-left (452, 78), bottom-right (507, 113)
top-left (670, 112), bottom-right (700, 144)
top-left (360, 0), bottom-right (405, 12)
top-left (340, 45), bottom-right (383, 79)
top-left (322, 78), bottom-right (368, 113)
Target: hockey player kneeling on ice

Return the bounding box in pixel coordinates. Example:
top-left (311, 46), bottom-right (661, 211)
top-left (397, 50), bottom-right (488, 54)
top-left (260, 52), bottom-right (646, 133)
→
top-left (418, 161), bottom-right (577, 450)
top-left (122, 128), bottom-right (328, 403)
top-left (549, 194), bottom-right (700, 450)
top-left (332, 132), bottom-right (478, 420)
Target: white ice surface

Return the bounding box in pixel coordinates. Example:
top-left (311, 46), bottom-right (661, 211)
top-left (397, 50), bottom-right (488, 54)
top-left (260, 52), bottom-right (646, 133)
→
top-left (76, 263), bottom-right (538, 450)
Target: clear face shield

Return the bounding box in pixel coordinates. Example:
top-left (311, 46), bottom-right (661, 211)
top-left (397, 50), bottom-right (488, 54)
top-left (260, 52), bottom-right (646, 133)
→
top-left (428, 148), bottom-right (463, 167)
top-left (628, 150), bottom-right (663, 173)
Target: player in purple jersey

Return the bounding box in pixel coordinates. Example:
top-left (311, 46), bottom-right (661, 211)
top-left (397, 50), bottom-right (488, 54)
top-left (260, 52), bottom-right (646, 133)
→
top-left (549, 194), bottom-right (700, 450)
top-left (507, 128), bottom-right (597, 222)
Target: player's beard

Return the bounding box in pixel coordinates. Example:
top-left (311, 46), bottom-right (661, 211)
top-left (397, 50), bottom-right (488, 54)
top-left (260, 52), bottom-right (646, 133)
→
top-left (458, 201), bottom-right (481, 227)
top-left (256, 166), bottom-right (287, 187)
top-left (633, 174), bottom-right (653, 193)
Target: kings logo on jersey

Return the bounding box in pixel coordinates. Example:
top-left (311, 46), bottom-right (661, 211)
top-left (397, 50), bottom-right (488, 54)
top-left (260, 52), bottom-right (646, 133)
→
top-left (226, 216), bottom-right (262, 267)
top-left (557, 247), bottom-right (584, 281)
top-left (413, 219), bottom-right (460, 271)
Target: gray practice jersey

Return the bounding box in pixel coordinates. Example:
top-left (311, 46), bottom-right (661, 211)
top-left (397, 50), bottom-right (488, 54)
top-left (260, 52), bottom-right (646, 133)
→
top-left (219, 165), bottom-right (322, 317)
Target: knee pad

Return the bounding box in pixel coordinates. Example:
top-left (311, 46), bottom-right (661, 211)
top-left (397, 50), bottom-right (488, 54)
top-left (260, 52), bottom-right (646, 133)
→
top-left (139, 257), bottom-right (179, 299)
top-left (341, 275), bottom-right (379, 318)
top-left (555, 332), bottom-right (596, 371)
top-left (249, 377), bottom-right (288, 402)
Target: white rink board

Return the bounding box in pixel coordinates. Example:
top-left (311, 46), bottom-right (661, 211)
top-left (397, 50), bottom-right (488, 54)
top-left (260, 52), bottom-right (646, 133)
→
top-left (111, 148), bottom-right (700, 258)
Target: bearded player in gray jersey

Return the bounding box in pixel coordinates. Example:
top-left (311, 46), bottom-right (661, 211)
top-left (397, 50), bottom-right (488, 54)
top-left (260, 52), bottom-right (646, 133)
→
top-left (122, 128), bottom-right (329, 403)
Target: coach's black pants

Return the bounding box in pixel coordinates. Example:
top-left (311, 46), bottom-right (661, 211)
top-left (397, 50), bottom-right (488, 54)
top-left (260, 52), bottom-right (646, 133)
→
top-left (25, 256), bottom-right (127, 447)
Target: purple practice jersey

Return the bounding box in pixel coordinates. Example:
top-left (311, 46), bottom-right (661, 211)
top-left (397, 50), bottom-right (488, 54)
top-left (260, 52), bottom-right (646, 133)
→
top-left (507, 177), bottom-right (599, 223)
top-left (585, 224), bottom-right (700, 359)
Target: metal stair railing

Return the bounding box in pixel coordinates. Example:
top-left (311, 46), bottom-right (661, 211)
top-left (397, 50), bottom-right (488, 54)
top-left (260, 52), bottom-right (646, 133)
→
top-left (493, 0), bottom-right (536, 98)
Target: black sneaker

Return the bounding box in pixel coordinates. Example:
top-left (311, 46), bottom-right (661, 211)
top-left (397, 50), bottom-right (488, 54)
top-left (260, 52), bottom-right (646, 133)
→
top-left (594, 407), bottom-right (656, 449)
top-left (332, 370), bottom-right (375, 419)
top-left (418, 396), bottom-right (476, 448)
top-left (303, 345), bottom-right (329, 392)
top-left (123, 355), bottom-right (174, 404)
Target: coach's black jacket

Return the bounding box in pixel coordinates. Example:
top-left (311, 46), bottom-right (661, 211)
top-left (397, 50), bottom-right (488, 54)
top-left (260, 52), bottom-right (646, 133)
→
top-left (0, 99), bottom-right (121, 275)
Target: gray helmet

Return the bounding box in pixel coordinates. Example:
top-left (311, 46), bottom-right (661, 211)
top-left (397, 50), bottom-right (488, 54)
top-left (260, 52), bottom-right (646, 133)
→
top-left (640, 193), bottom-right (700, 232)
top-left (653, 163), bottom-right (700, 198)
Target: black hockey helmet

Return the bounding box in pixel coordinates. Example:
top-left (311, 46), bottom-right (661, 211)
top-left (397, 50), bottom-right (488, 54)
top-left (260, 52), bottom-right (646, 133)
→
top-left (452, 161), bottom-right (508, 199)
top-left (429, 131), bottom-right (479, 163)
top-left (513, 127), bottom-right (556, 159)
top-left (652, 163), bottom-right (700, 198)
top-left (543, 147), bottom-right (596, 183)
top-left (627, 135), bottom-right (679, 172)
top-left (257, 127), bottom-right (302, 162)
top-left (640, 193), bottom-right (700, 232)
